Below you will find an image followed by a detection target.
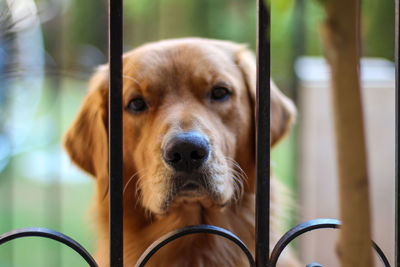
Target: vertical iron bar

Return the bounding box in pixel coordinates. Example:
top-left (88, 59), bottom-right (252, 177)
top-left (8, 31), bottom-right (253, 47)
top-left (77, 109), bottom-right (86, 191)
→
top-left (396, 0), bottom-right (400, 265)
top-left (255, 0), bottom-right (271, 266)
top-left (108, 0), bottom-right (123, 266)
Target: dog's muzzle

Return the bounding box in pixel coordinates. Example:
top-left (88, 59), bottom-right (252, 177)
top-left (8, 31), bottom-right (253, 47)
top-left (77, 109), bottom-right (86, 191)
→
top-left (162, 131), bottom-right (211, 193)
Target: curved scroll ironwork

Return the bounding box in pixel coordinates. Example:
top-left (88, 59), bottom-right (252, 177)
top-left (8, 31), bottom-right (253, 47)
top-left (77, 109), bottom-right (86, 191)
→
top-left (269, 218), bottom-right (390, 267)
top-left (134, 224), bottom-right (255, 267)
top-left (0, 220), bottom-right (391, 267)
top-left (0, 227), bottom-right (98, 267)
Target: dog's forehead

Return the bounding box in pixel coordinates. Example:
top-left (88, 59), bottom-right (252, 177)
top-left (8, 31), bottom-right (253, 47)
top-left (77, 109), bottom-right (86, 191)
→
top-left (122, 40), bottom-right (240, 85)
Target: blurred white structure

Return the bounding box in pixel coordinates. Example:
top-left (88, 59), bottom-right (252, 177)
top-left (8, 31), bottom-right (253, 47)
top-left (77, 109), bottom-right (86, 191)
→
top-left (296, 57), bottom-right (395, 266)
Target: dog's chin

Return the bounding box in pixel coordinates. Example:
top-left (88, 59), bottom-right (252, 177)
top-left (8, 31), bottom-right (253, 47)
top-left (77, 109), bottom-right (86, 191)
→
top-left (157, 188), bottom-right (229, 216)
top-left (145, 171), bottom-right (234, 216)
top-left (170, 194), bottom-right (215, 210)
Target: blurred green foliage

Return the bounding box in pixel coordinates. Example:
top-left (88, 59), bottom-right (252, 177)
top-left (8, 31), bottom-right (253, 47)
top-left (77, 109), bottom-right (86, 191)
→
top-left (59, 0), bottom-right (394, 85)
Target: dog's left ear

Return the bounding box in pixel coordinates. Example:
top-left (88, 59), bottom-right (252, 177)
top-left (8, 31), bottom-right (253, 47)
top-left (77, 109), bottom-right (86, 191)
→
top-left (235, 47), bottom-right (296, 146)
top-left (63, 67), bottom-right (109, 194)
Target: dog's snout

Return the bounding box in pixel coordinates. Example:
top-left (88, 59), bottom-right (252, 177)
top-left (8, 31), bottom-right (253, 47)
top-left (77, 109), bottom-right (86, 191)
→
top-left (163, 131), bottom-right (210, 172)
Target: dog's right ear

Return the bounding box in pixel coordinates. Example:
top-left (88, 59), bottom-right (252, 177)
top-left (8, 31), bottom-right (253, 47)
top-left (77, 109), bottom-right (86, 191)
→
top-left (235, 47), bottom-right (296, 147)
top-left (63, 67), bottom-right (109, 180)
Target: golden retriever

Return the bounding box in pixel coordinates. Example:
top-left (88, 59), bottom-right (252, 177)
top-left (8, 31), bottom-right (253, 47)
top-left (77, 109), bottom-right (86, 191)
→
top-left (64, 38), bottom-right (299, 267)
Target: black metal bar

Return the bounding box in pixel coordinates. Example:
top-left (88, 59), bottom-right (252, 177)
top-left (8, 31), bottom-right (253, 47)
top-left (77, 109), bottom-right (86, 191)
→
top-left (269, 219), bottom-right (390, 267)
top-left (135, 225), bottom-right (255, 267)
top-left (108, 0), bottom-right (124, 266)
top-left (396, 0), bottom-right (400, 265)
top-left (255, 0), bottom-right (271, 266)
top-left (0, 227), bottom-right (98, 267)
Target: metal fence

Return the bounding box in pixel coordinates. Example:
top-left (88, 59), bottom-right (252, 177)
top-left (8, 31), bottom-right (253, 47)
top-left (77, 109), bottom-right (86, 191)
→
top-left (0, 0), bottom-right (397, 266)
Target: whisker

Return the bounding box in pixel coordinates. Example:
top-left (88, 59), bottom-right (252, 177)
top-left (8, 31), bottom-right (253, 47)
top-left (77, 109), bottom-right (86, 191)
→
top-left (123, 170), bottom-right (141, 195)
top-left (224, 157), bottom-right (248, 202)
top-left (122, 74), bottom-right (141, 87)
top-left (231, 168), bottom-right (244, 201)
top-left (225, 157), bottom-right (249, 184)
top-left (134, 174), bottom-right (147, 201)
top-left (122, 168), bottom-right (149, 212)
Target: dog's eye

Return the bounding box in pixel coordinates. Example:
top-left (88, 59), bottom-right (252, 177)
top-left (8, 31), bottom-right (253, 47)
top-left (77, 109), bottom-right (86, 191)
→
top-left (127, 97), bottom-right (148, 113)
top-left (210, 87), bottom-right (230, 101)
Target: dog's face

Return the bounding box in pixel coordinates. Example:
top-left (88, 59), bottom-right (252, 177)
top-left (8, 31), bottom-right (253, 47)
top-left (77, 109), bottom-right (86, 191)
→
top-left (64, 38), bottom-right (295, 216)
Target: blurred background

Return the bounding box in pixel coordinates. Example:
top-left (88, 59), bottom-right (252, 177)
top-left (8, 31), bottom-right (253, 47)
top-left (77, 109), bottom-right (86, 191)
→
top-left (0, 0), bottom-right (395, 266)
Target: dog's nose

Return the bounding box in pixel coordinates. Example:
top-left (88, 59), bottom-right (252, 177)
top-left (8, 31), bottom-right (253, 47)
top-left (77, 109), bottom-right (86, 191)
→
top-left (163, 131), bottom-right (210, 172)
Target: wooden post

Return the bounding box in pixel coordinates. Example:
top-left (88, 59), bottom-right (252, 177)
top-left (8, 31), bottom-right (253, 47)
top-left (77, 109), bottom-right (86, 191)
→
top-left (320, 0), bottom-right (374, 266)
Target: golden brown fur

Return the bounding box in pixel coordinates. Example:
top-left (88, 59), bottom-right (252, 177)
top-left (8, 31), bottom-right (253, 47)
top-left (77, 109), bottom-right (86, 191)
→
top-left (64, 38), bottom-right (299, 267)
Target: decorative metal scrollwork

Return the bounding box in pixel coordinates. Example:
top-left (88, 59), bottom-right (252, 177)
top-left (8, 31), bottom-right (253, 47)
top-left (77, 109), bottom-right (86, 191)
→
top-left (134, 219), bottom-right (390, 267)
top-left (0, 219), bottom-right (391, 267)
top-left (270, 219), bottom-right (390, 267)
top-left (134, 224), bottom-right (255, 267)
top-left (0, 227), bottom-right (98, 267)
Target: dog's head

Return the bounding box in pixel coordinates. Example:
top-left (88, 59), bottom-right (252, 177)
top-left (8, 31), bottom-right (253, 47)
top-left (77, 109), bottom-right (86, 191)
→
top-left (64, 38), bottom-right (295, 215)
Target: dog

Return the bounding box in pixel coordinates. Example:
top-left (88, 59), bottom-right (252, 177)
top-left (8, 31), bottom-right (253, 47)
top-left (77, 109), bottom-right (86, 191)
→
top-left (64, 38), bottom-right (299, 267)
